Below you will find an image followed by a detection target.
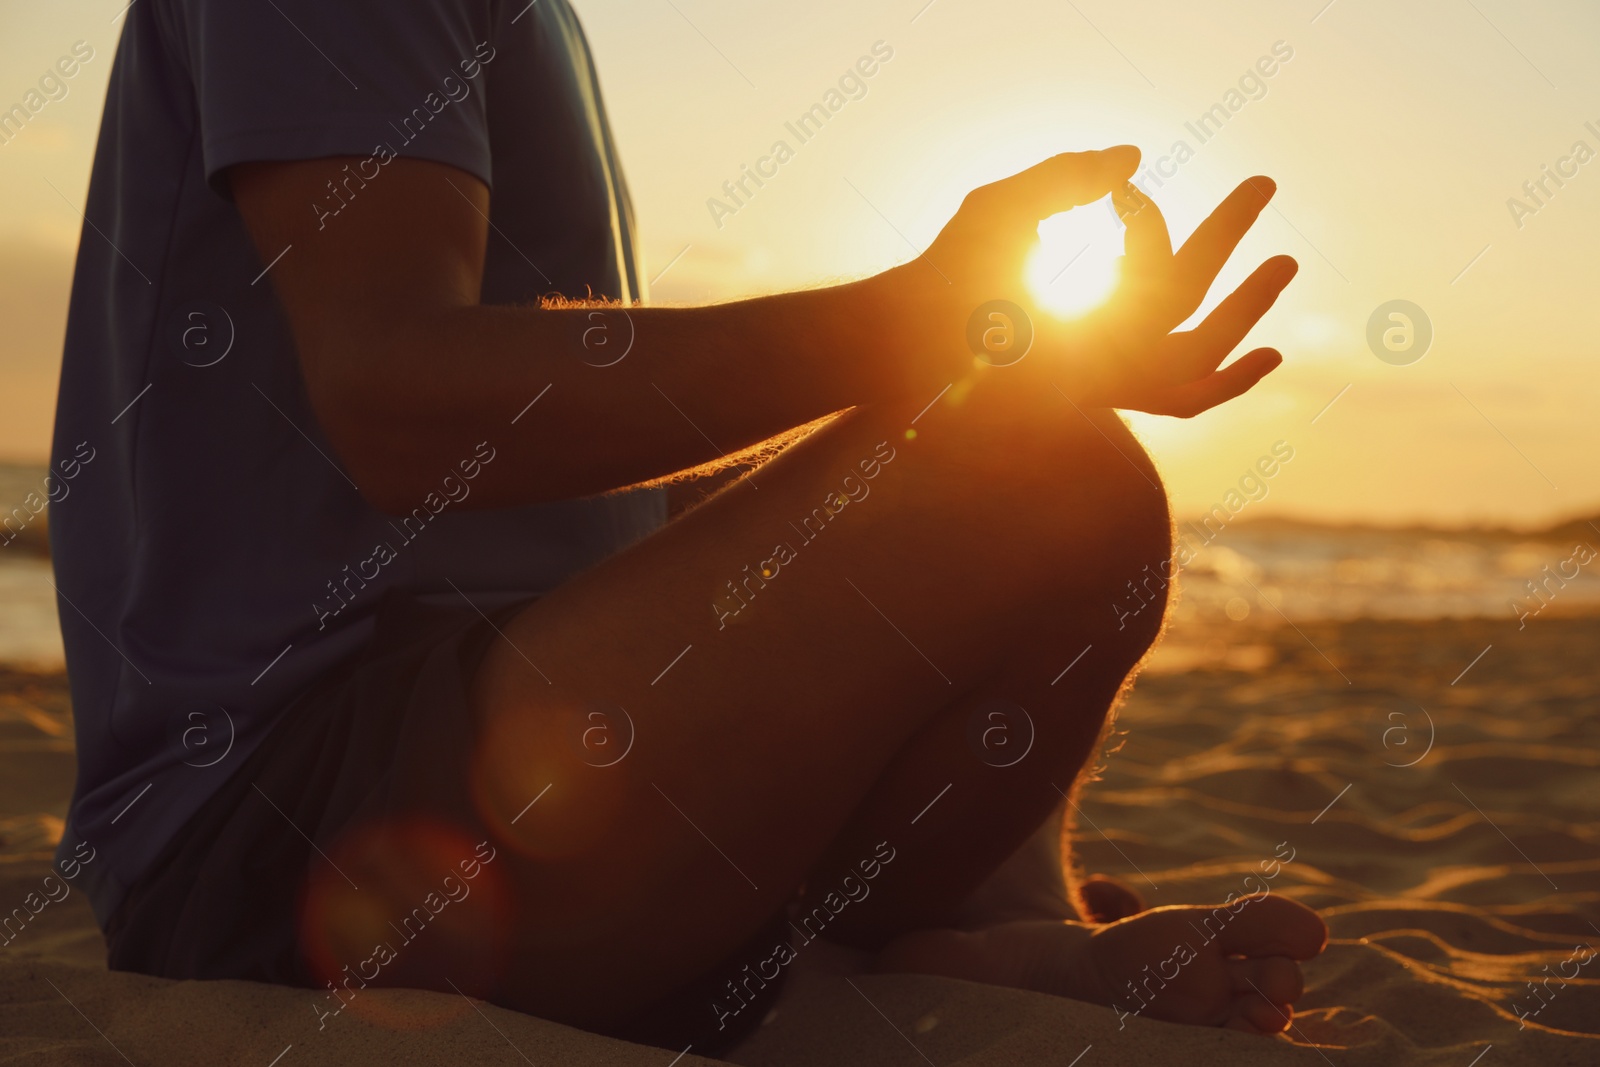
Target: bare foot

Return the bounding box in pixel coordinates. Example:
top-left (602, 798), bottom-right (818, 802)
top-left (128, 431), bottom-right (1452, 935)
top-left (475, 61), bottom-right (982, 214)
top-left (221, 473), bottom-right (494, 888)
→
top-left (872, 893), bottom-right (1327, 1035)
top-left (1077, 874), bottom-right (1146, 923)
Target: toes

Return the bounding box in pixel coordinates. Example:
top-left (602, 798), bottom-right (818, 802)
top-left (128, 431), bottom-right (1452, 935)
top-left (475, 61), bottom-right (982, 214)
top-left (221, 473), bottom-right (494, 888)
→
top-left (1228, 955), bottom-right (1304, 1004)
top-left (1212, 893), bottom-right (1329, 961)
top-left (1226, 956), bottom-right (1302, 1036)
top-left (1231, 993), bottom-right (1294, 1035)
top-left (1078, 875), bottom-right (1146, 923)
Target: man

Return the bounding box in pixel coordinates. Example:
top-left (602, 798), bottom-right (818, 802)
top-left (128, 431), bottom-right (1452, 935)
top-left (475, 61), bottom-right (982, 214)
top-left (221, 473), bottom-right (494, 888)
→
top-left (52, 0), bottom-right (1325, 1056)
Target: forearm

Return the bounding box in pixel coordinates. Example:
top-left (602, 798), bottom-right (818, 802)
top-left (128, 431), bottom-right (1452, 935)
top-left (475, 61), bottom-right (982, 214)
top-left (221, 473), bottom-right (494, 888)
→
top-left (317, 270), bottom-right (935, 509)
top-left (228, 158), bottom-right (957, 510)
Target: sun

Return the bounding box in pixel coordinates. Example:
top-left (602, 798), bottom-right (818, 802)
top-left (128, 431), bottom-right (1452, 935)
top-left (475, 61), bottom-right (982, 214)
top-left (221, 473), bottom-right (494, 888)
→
top-left (1025, 194), bottom-right (1126, 318)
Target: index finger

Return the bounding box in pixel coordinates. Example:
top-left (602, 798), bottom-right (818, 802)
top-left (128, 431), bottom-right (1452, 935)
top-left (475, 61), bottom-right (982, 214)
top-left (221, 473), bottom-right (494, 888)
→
top-left (1108, 183), bottom-right (1179, 330)
top-left (1114, 181), bottom-right (1172, 265)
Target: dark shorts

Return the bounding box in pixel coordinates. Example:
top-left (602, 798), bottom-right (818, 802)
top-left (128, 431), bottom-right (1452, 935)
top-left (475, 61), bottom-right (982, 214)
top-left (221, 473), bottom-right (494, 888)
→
top-left (104, 589), bottom-right (787, 1058)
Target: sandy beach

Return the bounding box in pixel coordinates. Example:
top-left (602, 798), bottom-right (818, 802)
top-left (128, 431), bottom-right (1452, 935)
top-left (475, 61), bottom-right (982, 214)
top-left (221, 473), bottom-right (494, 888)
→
top-left (5, 603), bottom-right (1596, 1065)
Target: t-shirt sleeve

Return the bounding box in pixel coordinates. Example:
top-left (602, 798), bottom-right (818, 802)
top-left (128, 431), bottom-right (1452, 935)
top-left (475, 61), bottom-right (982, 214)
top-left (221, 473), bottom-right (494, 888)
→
top-left (171, 0), bottom-right (497, 195)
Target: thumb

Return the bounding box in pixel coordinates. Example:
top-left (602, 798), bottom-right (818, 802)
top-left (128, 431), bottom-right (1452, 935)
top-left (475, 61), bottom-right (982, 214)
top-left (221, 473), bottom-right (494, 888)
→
top-left (964, 146), bottom-right (1141, 232)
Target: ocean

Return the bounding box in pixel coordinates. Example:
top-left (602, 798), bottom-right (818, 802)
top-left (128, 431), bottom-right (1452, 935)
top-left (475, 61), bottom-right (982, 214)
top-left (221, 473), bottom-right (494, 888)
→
top-left (3, 462), bottom-right (1597, 669)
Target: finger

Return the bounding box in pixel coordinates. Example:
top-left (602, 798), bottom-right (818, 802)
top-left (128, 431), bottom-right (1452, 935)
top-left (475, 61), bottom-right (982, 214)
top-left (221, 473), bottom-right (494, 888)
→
top-left (1170, 176), bottom-right (1278, 318)
top-left (1113, 184), bottom-right (1203, 334)
top-left (1155, 348), bottom-right (1282, 418)
top-left (1167, 255), bottom-right (1298, 377)
top-left (1108, 184), bottom-right (1178, 326)
top-left (1114, 181), bottom-right (1172, 265)
top-left (1227, 956), bottom-right (1305, 1004)
top-left (1120, 180), bottom-right (1171, 262)
top-left (969, 146), bottom-right (1141, 230)
top-left (1212, 893), bottom-right (1329, 960)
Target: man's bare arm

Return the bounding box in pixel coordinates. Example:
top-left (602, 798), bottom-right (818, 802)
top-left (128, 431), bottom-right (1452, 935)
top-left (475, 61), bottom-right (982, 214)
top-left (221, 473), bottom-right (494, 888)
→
top-left (231, 147), bottom-right (1292, 511)
top-left (231, 157), bottom-right (932, 511)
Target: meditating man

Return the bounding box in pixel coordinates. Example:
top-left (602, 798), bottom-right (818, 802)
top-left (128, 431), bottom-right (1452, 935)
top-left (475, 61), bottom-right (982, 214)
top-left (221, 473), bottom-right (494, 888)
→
top-left (51, 0), bottom-right (1326, 1056)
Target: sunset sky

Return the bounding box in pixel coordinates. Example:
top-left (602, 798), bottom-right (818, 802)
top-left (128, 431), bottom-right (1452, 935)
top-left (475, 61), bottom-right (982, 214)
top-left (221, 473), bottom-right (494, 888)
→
top-left (3, 0), bottom-right (1596, 527)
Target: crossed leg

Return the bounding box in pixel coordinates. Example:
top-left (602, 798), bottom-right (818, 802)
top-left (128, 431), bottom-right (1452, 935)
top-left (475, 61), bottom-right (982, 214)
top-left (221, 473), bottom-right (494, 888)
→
top-left (306, 377), bottom-right (1324, 1039)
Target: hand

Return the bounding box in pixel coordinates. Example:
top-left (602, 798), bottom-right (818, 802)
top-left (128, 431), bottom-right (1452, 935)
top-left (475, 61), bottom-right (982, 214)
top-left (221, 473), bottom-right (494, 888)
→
top-left (886, 146), bottom-right (1296, 418)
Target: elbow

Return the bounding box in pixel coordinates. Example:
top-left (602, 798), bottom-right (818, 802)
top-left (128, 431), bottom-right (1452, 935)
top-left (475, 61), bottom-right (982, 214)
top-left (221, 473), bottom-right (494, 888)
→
top-left (325, 427), bottom-right (419, 517)
top-left (301, 366), bottom-right (420, 515)
top-left (308, 373), bottom-right (506, 515)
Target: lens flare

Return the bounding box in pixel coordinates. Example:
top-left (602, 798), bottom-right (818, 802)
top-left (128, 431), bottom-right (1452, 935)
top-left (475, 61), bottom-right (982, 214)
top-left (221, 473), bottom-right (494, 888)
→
top-left (471, 701), bottom-right (633, 859)
top-left (1025, 195), bottom-right (1125, 318)
top-left (299, 817), bottom-right (513, 1023)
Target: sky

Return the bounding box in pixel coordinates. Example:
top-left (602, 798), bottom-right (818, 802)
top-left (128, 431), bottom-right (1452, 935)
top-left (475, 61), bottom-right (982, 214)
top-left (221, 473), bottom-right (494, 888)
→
top-left (2, 0), bottom-right (1597, 527)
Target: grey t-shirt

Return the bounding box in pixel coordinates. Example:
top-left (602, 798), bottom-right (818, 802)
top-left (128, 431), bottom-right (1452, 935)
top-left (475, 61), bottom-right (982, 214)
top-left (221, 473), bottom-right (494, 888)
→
top-left (50, 0), bottom-right (663, 926)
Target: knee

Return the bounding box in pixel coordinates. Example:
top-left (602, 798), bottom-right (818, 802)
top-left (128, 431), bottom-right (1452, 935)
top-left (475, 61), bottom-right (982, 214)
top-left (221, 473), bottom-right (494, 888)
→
top-left (870, 394), bottom-right (1173, 645)
top-left (1080, 410), bottom-right (1170, 546)
top-left (1048, 410), bottom-right (1173, 649)
top-left (1052, 405), bottom-right (1169, 551)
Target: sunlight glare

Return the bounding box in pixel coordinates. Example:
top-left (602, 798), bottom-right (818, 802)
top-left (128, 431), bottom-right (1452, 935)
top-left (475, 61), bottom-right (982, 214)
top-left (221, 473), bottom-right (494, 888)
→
top-left (1025, 195), bottom-right (1125, 318)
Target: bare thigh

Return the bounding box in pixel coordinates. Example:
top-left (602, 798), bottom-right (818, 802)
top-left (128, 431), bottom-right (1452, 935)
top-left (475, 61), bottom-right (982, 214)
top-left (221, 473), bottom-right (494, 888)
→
top-left (317, 379), bottom-right (1169, 1029)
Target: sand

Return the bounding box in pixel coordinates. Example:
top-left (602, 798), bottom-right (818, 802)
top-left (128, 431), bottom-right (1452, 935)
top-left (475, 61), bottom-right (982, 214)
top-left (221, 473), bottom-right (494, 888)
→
top-left (3, 615), bottom-right (1597, 1065)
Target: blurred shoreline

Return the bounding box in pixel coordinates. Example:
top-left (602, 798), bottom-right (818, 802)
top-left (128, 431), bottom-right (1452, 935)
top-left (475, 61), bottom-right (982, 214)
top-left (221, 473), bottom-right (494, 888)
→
top-left (5, 459), bottom-right (1598, 670)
